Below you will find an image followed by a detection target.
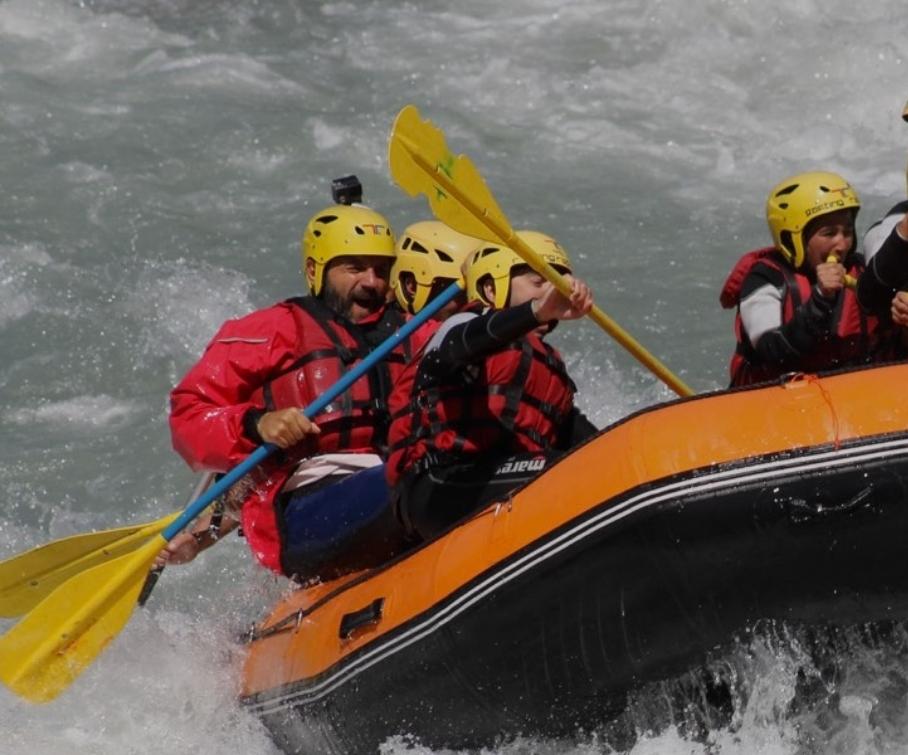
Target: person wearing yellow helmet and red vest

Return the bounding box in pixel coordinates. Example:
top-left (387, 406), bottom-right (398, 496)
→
top-left (720, 171), bottom-right (882, 387)
top-left (158, 203), bottom-right (416, 579)
top-left (386, 232), bottom-right (598, 541)
top-left (384, 221), bottom-right (484, 489)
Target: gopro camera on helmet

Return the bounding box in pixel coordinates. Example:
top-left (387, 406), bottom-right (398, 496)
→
top-left (331, 175), bottom-right (363, 206)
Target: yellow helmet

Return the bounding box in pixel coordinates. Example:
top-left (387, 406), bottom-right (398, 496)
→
top-left (465, 230), bottom-right (572, 308)
top-left (765, 172), bottom-right (860, 268)
top-left (301, 204), bottom-right (395, 296)
top-left (391, 221), bottom-right (483, 314)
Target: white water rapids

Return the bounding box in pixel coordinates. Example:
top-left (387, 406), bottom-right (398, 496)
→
top-left (2, 0), bottom-right (908, 752)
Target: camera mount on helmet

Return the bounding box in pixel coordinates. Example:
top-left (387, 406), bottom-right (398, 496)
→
top-left (331, 175), bottom-right (363, 206)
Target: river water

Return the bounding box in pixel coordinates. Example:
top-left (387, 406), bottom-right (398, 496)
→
top-left (1, 0), bottom-right (907, 752)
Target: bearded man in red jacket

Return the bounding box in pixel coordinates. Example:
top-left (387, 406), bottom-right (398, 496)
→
top-left (157, 204), bottom-right (415, 578)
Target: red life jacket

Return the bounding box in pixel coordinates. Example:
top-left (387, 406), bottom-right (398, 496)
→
top-left (720, 247), bottom-right (875, 386)
top-left (250, 296), bottom-right (409, 458)
top-left (385, 344), bottom-right (427, 486)
top-left (241, 297), bottom-right (410, 572)
top-left (385, 314), bottom-right (576, 486)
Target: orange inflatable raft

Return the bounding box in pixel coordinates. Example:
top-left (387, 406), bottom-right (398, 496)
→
top-left (239, 363), bottom-right (908, 753)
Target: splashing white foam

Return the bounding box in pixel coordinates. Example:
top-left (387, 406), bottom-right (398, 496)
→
top-left (6, 395), bottom-right (140, 428)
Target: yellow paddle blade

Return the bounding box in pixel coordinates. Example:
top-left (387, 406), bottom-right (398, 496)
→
top-left (389, 104), bottom-right (514, 244)
top-left (388, 104), bottom-right (694, 398)
top-left (0, 533), bottom-right (165, 703)
top-left (0, 513), bottom-right (178, 618)
top-left (389, 105), bottom-right (567, 299)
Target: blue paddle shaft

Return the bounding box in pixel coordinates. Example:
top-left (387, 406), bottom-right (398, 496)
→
top-left (162, 282), bottom-right (462, 542)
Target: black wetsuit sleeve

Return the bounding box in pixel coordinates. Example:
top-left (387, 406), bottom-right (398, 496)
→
top-left (556, 407), bottom-right (598, 450)
top-left (242, 407), bottom-right (266, 444)
top-left (858, 226), bottom-right (908, 315)
top-left (420, 302), bottom-right (543, 379)
top-left (751, 287), bottom-right (836, 367)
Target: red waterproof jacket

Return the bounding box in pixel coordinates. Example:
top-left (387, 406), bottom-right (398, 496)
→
top-left (169, 297), bottom-right (427, 572)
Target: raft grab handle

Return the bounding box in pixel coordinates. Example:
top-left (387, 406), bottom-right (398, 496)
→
top-left (339, 598), bottom-right (385, 639)
top-left (786, 484), bottom-right (877, 524)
